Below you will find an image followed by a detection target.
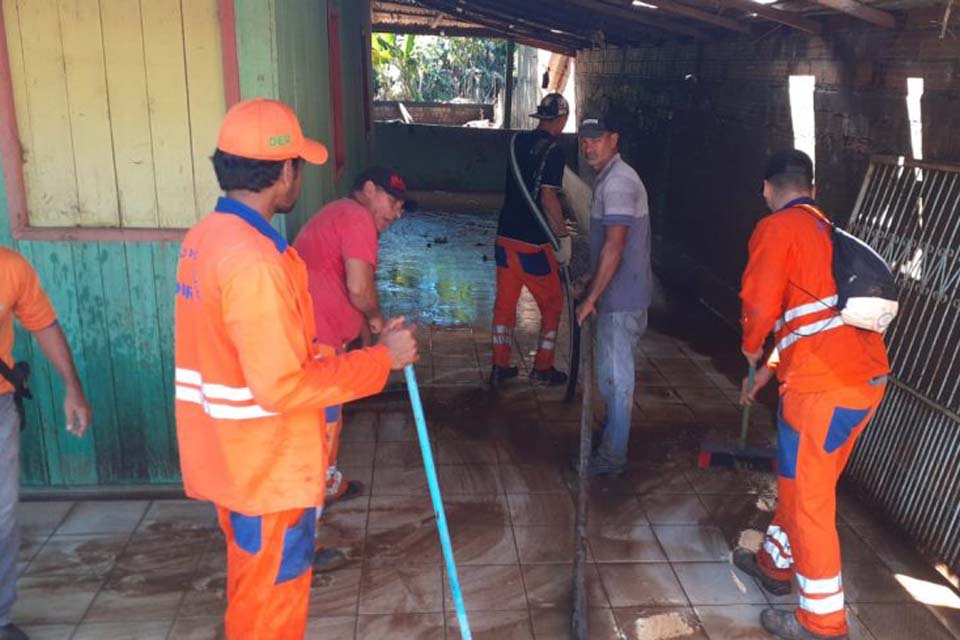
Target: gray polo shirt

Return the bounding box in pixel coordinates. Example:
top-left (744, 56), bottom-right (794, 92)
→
top-left (589, 153), bottom-right (652, 313)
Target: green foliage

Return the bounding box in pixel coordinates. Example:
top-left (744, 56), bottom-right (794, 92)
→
top-left (372, 34), bottom-right (507, 103)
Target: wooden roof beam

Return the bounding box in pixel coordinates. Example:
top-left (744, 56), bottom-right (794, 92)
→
top-left (811, 0), bottom-right (896, 27)
top-left (554, 0), bottom-right (709, 39)
top-left (718, 0), bottom-right (822, 32)
top-left (373, 23), bottom-right (580, 55)
top-left (416, 0), bottom-right (592, 50)
top-left (605, 0), bottom-right (749, 32)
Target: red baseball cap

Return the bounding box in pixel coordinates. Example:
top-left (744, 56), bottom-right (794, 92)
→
top-left (216, 98), bottom-right (328, 165)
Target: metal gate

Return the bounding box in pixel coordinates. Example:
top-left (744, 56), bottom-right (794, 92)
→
top-left (844, 155), bottom-right (960, 574)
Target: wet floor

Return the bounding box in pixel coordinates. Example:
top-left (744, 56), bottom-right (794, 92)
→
top-left (14, 210), bottom-right (960, 639)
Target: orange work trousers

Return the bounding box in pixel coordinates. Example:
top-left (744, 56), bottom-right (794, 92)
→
top-left (216, 505), bottom-right (317, 639)
top-left (758, 378), bottom-right (886, 638)
top-left (492, 236), bottom-right (563, 371)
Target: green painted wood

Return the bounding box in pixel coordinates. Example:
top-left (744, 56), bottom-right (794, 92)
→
top-left (32, 242), bottom-right (98, 484)
top-left (72, 242), bottom-right (124, 483)
top-left (3, 0), bottom-right (374, 488)
top-left (125, 245), bottom-right (176, 482)
top-left (14, 243), bottom-right (64, 486)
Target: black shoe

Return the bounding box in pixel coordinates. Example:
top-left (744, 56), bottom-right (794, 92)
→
top-left (529, 367), bottom-right (568, 386)
top-left (0, 624), bottom-right (30, 640)
top-left (489, 365), bottom-right (519, 386)
top-left (732, 548), bottom-right (792, 596)
top-left (313, 547), bottom-right (349, 573)
top-left (760, 609), bottom-right (848, 639)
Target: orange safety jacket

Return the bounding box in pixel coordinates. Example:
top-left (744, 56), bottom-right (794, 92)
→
top-left (174, 197), bottom-right (392, 516)
top-left (741, 197), bottom-right (889, 393)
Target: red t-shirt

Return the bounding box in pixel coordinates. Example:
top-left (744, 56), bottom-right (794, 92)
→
top-left (293, 198), bottom-right (378, 347)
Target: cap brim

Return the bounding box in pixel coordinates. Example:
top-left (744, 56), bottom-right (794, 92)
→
top-left (578, 128), bottom-right (605, 138)
top-left (300, 138), bottom-right (329, 165)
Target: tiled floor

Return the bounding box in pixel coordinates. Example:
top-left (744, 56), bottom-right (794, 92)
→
top-left (16, 318), bottom-right (960, 639)
top-left (14, 209), bottom-right (960, 639)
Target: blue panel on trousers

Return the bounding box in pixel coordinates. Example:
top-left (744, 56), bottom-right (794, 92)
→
top-left (230, 512), bottom-right (263, 555)
top-left (777, 408), bottom-right (800, 480)
top-left (823, 406), bottom-right (870, 454)
top-left (276, 508), bottom-right (317, 584)
top-left (325, 405), bottom-right (341, 422)
top-left (494, 244), bottom-right (507, 268)
top-left (518, 250), bottom-right (551, 276)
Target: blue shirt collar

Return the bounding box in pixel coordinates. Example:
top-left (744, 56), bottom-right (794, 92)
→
top-left (778, 196), bottom-right (818, 212)
top-left (214, 196), bottom-right (288, 253)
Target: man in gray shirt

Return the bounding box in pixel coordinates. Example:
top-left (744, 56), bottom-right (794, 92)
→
top-left (575, 114), bottom-right (652, 476)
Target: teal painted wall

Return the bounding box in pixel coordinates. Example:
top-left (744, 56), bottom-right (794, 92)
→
top-left (5, 0), bottom-right (372, 487)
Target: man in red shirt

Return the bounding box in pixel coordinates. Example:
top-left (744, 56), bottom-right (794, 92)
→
top-left (293, 167), bottom-right (407, 514)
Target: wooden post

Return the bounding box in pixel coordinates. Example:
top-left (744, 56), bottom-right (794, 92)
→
top-left (504, 38), bottom-right (515, 130)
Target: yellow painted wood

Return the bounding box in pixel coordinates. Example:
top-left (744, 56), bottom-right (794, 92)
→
top-left (58, 0), bottom-right (120, 227)
top-left (182, 0), bottom-right (227, 220)
top-left (140, 0), bottom-right (195, 229)
top-left (3, 0), bottom-right (35, 213)
top-left (100, 0), bottom-right (158, 227)
top-left (14, 0), bottom-right (79, 226)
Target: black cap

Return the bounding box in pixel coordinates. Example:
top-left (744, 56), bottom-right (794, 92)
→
top-left (764, 149), bottom-right (813, 183)
top-left (353, 166), bottom-right (407, 201)
top-left (530, 93), bottom-right (570, 120)
top-left (579, 114), bottom-right (620, 138)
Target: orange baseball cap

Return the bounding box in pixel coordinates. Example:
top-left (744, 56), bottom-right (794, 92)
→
top-left (216, 98), bottom-right (328, 165)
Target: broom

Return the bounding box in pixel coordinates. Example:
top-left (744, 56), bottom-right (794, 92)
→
top-left (698, 364), bottom-right (776, 471)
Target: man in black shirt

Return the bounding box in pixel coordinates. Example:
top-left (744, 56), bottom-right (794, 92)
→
top-left (491, 93), bottom-right (572, 387)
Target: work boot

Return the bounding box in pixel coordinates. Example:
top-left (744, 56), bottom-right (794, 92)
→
top-left (529, 367), bottom-right (568, 386)
top-left (327, 479), bottom-right (364, 505)
top-left (489, 365), bottom-right (519, 387)
top-left (326, 467), bottom-right (365, 507)
top-left (0, 624), bottom-right (30, 640)
top-left (760, 609), bottom-right (848, 640)
top-left (313, 547), bottom-right (349, 573)
top-left (733, 547), bottom-right (792, 596)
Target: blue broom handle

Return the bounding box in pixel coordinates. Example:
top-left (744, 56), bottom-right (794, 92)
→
top-left (404, 365), bottom-right (472, 639)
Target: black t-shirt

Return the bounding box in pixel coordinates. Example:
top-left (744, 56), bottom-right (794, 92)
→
top-left (496, 129), bottom-right (565, 245)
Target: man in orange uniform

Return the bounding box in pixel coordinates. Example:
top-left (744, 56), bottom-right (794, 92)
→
top-left (490, 93), bottom-right (572, 387)
top-left (1, 249), bottom-right (91, 640)
top-left (174, 98), bottom-right (418, 639)
top-left (294, 167), bottom-right (408, 519)
top-left (733, 150), bottom-right (889, 640)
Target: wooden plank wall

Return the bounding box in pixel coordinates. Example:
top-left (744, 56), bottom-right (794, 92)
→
top-left (4, 0), bottom-right (373, 487)
top-left (2, 0), bottom-right (225, 229)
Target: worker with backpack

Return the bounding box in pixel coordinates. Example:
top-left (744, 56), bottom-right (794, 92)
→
top-left (732, 149), bottom-right (895, 640)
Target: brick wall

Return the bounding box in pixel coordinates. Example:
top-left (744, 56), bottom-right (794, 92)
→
top-left (576, 9), bottom-right (960, 318)
top-left (374, 101), bottom-right (493, 126)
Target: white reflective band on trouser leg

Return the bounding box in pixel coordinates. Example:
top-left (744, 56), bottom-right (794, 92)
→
top-left (763, 540), bottom-right (793, 569)
top-left (775, 295), bottom-right (839, 332)
top-left (539, 340), bottom-right (556, 351)
top-left (175, 385), bottom-right (278, 420)
top-left (799, 591), bottom-right (845, 615)
top-left (493, 336), bottom-right (511, 346)
top-left (777, 316), bottom-right (846, 353)
top-left (767, 525), bottom-right (792, 555)
top-left (797, 573), bottom-right (842, 595)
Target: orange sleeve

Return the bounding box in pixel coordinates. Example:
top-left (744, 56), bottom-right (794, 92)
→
top-left (740, 216), bottom-right (790, 354)
top-left (222, 261), bottom-right (391, 414)
top-left (12, 254), bottom-right (57, 332)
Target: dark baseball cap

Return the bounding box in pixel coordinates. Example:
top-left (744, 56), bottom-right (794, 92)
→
top-left (764, 149), bottom-right (813, 182)
top-left (530, 93), bottom-right (570, 120)
top-left (353, 166), bottom-right (407, 201)
top-left (579, 114), bottom-right (620, 138)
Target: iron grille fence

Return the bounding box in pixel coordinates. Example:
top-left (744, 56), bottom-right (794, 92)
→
top-left (845, 155), bottom-right (960, 574)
